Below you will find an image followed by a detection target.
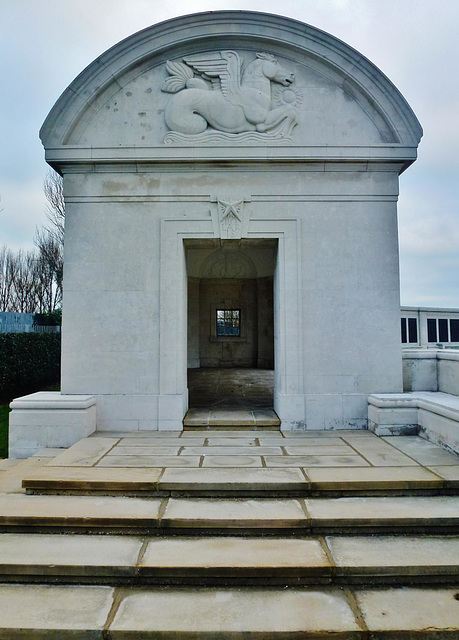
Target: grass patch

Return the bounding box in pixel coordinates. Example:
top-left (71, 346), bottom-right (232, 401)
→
top-left (0, 405), bottom-right (10, 459)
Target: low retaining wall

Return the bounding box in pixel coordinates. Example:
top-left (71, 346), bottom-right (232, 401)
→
top-left (403, 348), bottom-right (459, 395)
top-left (368, 391), bottom-right (459, 454)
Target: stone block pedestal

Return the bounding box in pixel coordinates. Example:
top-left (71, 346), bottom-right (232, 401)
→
top-left (9, 392), bottom-right (96, 458)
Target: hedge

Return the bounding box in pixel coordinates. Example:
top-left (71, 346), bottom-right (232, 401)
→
top-left (0, 333), bottom-right (61, 402)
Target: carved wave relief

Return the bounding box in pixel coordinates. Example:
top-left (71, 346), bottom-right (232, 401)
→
top-left (164, 130), bottom-right (294, 146)
top-left (161, 50), bottom-right (301, 145)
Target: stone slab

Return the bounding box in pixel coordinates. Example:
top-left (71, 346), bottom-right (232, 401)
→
top-left (0, 584), bottom-right (113, 637)
top-left (283, 430), bottom-right (374, 438)
top-left (185, 431), bottom-right (260, 438)
top-left (94, 431), bottom-right (181, 438)
top-left (306, 496), bottom-right (459, 529)
top-left (304, 466), bottom-right (443, 491)
top-left (206, 438), bottom-right (258, 446)
top-left (158, 467), bottom-right (307, 492)
top-left (22, 466), bottom-right (162, 492)
top-left (106, 446), bottom-right (181, 456)
top-left (179, 446), bottom-right (283, 455)
top-left (0, 493), bottom-right (162, 529)
top-left (428, 465), bottom-right (459, 487)
top-left (0, 459), bottom-right (22, 470)
top-left (264, 455), bottom-right (370, 467)
top-left (32, 448), bottom-right (66, 457)
top-left (109, 587), bottom-right (361, 637)
top-left (202, 455), bottom-right (263, 467)
top-left (208, 410), bottom-right (256, 426)
top-left (384, 436), bottom-right (459, 466)
top-left (45, 437), bottom-right (120, 467)
top-left (139, 537), bottom-right (331, 576)
top-left (356, 587), bottom-right (459, 637)
top-left (0, 456), bottom-right (51, 494)
top-left (340, 438), bottom-right (420, 467)
top-left (116, 438), bottom-right (197, 449)
top-left (96, 455), bottom-right (201, 467)
top-left (0, 533), bottom-right (142, 575)
top-left (283, 445), bottom-right (355, 455)
top-left (161, 498), bottom-right (308, 529)
top-left (326, 535), bottom-right (459, 575)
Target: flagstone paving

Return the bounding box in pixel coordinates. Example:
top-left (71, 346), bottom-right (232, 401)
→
top-left (21, 430), bottom-right (459, 496)
top-left (1, 428), bottom-right (459, 637)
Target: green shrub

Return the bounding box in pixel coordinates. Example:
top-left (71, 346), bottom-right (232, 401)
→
top-left (0, 333), bottom-right (61, 402)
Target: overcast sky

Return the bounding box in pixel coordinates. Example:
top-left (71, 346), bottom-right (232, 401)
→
top-left (1, 0), bottom-right (458, 307)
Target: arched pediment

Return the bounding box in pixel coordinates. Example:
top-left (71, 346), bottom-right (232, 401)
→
top-left (40, 11), bottom-right (422, 165)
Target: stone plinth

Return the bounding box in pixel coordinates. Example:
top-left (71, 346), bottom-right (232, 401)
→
top-left (9, 392), bottom-right (96, 458)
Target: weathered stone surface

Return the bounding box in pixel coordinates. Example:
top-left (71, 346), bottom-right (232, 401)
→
top-left (306, 496), bottom-right (459, 529)
top-left (22, 466), bottom-right (162, 492)
top-left (356, 587), bottom-right (459, 636)
top-left (162, 498), bottom-right (308, 529)
top-left (326, 535), bottom-right (459, 575)
top-left (0, 493), bottom-right (162, 529)
top-left (45, 437), bottom-right (119, 467)
top-left (109, 587), bottom-right (361, 637)
top-left (265, 455), bottom-right (369, 467)
top-left (0, 456), bottom-right (51, 494)
top-left (304, 466), bottom-right (443, 490)
top-left (0, 533), bottom-right (142, 575)
top-left (202, 455), bottom-right (263, 467)
top-left (158, 467), bottom-right (307, 492)
top-left (384, 435), bottom-right (459, 465)
top-left (97, 455), bottom-right (201, 467)
top-left (179, 446), bottom-right (283, 455)
top-left (428, 465), bottom-right (459, 486)
top-left (341, 437), bottom-right (420, 466)
top-left (140, 537), bottom-right (330, 574)
top-left (106, 445), bottom-right (181, 456)
top-left (206, 438), bottom-right (258, 446)
top-left (283, 445), bottom-right (355, 455)
top-left (0, 584), bottom-right (114, 637)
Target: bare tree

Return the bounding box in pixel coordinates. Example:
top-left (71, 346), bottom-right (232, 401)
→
top-left (34, 170), bottom-right (65, 312)
top-left (0, 245), bottom-right (15, 311)
top-left (42, 170), bottom-right (65, 245)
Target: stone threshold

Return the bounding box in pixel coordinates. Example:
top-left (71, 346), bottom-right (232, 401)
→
top-left (183, 407), bottom-right (281, 427)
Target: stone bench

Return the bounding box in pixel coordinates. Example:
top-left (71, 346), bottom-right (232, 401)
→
top-left (368, 391), bottom-right (459, 454)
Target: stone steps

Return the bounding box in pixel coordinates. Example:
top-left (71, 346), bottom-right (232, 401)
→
top-left (0, 532), bottom-right (458, 587)
top-left (2, 430), bottom-right (459, 637)
top-left (1, 583), bottom-right (459, 637)
top-left (22, 464), bottom-right (459, 498)
top-left (1, 493), bottom-right (459, 535)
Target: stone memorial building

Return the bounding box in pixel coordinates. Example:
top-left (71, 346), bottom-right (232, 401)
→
top-left (10, 11), bottom-right (423, 455)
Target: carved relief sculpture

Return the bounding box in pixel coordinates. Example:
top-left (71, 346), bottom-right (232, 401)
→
top-left (161, 51), bottom-right (302, 144)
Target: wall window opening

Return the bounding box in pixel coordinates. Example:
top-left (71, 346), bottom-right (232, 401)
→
top-left (216, 309), bottom-right (241, 337)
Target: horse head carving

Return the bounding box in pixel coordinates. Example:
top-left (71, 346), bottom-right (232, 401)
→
top-left (161, 51), bottom-right (300, 138)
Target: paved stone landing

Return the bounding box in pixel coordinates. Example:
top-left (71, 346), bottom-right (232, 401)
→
top-left (22, 430), bottom-right (459, 497)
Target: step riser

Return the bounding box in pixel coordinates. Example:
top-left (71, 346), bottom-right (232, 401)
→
top-left (25, 488), bottom-right (459, 498)
top-left (2, 524), bottom-right (459, 536)
top-left (1, 571), bottom-right (458, 588)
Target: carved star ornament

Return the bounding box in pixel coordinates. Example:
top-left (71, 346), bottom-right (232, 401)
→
top-left (219, 199), bottom-right (244, 223)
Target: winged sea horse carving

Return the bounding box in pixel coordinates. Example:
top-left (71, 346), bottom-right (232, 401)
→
top-left (161, 51), bottom-right (300, 139)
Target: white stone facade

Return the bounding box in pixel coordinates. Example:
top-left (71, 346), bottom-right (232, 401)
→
top-left (10, 11), bottom-right (422, 447)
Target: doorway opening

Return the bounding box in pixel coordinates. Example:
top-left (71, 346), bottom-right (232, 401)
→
top-left (185, 239), bottom-right (277, 420)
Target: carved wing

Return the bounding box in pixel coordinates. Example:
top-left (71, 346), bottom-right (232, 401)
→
top-left (182, 51), bottom-right (242, 104)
